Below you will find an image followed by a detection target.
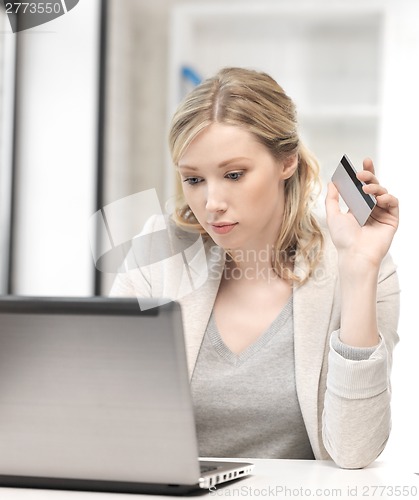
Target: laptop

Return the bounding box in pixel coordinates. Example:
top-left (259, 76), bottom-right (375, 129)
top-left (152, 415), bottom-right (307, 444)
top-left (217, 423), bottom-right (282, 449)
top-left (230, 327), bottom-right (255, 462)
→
top-left (0, 296), bottom-right (253, 494)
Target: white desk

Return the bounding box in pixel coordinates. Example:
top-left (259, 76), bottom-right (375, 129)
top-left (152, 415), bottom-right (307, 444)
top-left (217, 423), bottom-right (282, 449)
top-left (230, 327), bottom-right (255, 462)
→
top-left (1, 459), bottom-right (418, 500)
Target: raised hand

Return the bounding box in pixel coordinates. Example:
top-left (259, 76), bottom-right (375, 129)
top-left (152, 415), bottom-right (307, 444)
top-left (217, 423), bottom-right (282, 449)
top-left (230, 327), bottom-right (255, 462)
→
top-left (325, 158), bottom-right (399, 269)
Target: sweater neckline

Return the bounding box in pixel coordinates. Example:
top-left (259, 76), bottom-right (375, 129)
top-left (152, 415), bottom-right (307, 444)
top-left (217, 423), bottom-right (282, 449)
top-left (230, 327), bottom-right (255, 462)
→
top-left (206, 295), bottom-right (293, 366)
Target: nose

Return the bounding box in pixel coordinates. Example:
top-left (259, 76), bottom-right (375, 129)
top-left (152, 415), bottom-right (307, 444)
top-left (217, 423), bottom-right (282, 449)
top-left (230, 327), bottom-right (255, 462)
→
top-left (205, 182), bottom-right (227, 213)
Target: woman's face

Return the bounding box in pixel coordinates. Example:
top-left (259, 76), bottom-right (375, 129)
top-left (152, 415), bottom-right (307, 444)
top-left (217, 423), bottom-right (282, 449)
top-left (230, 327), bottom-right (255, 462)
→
top-left (177, 123), bottom-right (297, 252)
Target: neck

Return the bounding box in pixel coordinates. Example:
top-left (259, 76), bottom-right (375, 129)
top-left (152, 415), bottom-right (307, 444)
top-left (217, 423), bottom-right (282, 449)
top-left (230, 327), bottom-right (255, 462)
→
top-left (224, 244), bottom-right (283, 284)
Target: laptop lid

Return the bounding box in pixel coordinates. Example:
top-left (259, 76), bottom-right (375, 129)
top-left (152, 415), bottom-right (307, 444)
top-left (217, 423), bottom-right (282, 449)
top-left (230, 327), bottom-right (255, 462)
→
top-left (0, 296), bottom-right (205, 491)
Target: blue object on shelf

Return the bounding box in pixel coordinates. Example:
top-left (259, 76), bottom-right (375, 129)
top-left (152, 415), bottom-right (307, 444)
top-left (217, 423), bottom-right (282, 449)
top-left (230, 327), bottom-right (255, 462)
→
top-left (181, 66), bottom-right (202, 86)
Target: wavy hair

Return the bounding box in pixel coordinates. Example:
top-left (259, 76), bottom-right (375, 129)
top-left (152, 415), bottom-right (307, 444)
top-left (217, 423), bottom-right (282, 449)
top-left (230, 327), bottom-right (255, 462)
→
top-left (168, 67), bottom-right (323, 283)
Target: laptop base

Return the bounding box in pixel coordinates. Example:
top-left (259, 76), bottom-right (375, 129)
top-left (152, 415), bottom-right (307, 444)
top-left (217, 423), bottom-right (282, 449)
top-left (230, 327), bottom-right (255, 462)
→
top-left (0, 474), bottom-right (208, 496)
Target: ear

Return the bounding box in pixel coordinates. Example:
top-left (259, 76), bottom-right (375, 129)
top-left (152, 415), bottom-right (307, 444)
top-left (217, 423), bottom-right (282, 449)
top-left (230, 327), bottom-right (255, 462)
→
top-left (281, 153), bottom-right (298, 180)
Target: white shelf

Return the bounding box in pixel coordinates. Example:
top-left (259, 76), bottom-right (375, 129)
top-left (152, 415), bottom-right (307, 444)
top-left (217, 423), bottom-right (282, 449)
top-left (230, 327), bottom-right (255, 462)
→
top-left (299, 105), bottom-right (381, 120)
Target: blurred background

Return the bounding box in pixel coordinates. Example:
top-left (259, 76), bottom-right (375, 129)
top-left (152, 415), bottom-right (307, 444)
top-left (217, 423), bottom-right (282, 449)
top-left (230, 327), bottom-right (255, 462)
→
top-left (0, 0), bottom-right (417, 466)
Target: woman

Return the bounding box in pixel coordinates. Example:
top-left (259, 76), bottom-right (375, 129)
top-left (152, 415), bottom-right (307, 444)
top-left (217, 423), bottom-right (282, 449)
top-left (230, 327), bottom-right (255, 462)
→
top-left (111, 67), bottom-right (399, 468)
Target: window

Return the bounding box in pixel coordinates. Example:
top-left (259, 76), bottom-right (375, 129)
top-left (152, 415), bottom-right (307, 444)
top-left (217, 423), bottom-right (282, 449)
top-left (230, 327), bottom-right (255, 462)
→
top-left (0, 7), bottom-right (16, 293)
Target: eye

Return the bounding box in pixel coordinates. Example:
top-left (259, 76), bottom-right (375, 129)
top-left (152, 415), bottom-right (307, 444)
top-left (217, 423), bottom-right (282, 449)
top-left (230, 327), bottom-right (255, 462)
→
top-left (183, 177), bottom-right (203, 186)
top-left (225, 171), bottom-right (244, 181)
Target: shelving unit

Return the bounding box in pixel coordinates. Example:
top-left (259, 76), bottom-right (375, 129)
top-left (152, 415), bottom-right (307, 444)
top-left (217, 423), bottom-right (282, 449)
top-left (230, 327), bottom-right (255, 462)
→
top-left (167, 2), bottom-right (385, 198)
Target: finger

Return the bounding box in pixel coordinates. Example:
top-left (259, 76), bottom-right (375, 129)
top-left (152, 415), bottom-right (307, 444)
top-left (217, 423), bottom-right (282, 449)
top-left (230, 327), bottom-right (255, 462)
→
top-left (357, 169), bottom-right (379, 185)
top-left (362, 183), bottom-right (388, 197)
top-left (371, 194), bottom-right (399, 228)
top-left (362, 157), bottom-right (375, 175)
top-left (375, 192), bottom-right (399, 211)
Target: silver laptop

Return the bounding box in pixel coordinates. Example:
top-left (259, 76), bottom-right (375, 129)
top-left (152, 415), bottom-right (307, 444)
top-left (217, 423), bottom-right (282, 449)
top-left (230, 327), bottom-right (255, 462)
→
top-left (0, 296), bottom-right (253, 494)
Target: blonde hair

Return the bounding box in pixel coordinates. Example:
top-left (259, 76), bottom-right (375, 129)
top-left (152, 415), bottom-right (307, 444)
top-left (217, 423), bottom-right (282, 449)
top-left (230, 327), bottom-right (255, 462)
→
top-left (168, 67), bottom-right (323, 283)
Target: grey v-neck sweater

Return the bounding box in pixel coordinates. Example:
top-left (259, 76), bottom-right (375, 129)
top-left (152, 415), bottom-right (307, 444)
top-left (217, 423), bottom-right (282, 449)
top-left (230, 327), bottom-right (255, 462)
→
top-left (191, 298), bottom-right (315, 459)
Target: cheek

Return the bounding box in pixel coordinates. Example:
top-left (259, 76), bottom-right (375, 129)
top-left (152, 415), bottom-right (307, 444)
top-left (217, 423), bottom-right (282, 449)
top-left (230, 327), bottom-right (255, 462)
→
top-left (181, 184), bottom-right (192, 202)
top-left (183, 187), bottom-right (203, 213)
top-left (246, 181), bottom-right (284, 218)
top-left (247, 176), bottom-right (282, 203)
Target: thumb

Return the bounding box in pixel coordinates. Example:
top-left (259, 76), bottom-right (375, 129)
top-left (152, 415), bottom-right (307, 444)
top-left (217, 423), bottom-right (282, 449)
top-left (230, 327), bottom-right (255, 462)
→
top-left (325, 182), bottom-right (341, 219)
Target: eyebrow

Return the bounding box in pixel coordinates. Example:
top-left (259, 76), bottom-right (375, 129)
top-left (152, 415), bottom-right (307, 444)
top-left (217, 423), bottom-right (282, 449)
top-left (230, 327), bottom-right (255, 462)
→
top-left (177, 157), bottom-right (250, 171)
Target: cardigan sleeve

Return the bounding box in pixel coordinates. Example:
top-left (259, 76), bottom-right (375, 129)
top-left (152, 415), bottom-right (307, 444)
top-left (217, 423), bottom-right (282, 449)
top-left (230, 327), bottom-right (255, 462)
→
top-left (321, 251), bottom-right (400, 469)
top-left (330, 332), bottom-right (378, 361)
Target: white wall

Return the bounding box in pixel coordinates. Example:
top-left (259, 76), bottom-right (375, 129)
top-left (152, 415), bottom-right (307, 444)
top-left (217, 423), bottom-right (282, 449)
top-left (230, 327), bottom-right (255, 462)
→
top-left (377, 0), bottom-right (419, 465)
top-left (11, 0), bottom-right (100, 296)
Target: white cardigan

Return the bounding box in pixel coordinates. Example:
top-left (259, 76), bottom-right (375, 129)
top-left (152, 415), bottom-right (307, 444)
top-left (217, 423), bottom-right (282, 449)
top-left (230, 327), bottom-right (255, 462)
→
top-left (110, 215), bottom-right (400, 469)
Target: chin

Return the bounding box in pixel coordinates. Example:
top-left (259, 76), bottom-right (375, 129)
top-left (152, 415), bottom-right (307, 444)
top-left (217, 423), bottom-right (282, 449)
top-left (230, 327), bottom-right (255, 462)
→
top-left (213, 237), bottom-right (243, 252)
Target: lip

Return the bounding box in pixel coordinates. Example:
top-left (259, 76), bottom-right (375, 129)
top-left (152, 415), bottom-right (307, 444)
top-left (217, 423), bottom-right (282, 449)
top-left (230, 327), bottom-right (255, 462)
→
top-left (208, 222), bottom-right (238, 235)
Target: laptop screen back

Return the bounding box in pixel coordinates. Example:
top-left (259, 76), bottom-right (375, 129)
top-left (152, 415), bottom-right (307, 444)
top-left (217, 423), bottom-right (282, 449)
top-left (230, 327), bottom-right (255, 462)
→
top-left (0, 297), bottom-right (201, 486)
